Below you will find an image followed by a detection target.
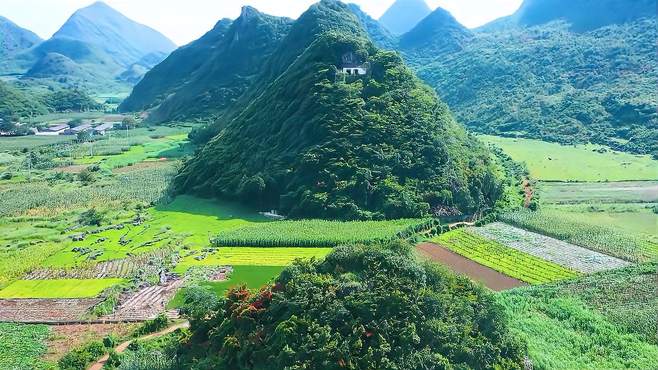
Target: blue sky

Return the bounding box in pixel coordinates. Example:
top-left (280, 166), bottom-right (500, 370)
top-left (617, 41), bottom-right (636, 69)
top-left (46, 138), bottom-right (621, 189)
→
top-left (0, 0), bottom-right (523, 45)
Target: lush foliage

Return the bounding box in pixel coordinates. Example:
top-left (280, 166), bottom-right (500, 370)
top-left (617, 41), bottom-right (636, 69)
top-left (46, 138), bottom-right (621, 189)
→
top-left (499, 262), bottom-right (658, 369)
top-left (501, 209), bottom-right (658, 262)
top-left (175, 0), bottom-right (502, 220)
top-left (0, 323), bottom-right (50, 369)
top-left (213, 219), bottom-right (429, 247)
top-left (121, 8), bottom-right (292, 125)
top-left (0, 80), bottom-right (48, 124)
top-left (411, 18), bottom-right (658, 156)
top-left (177, 241), bottom-right (526, 369)
top-left (432, 229), bottom-right (578, 284)
top-left (58, 340), bottom-right (108, 370)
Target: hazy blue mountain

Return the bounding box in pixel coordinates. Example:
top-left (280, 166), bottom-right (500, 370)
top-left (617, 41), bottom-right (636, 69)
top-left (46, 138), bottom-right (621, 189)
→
top-left (0, 16), bottom-right (42, 73)
top-left (379, 0), bottom-right (432, 35)
top-left (400, 7), bottom-right (473, 60)
top-left (485, 0), bottom-right (657, 32)
top-left (347, 4), bottom-right (396, 49)
top-left (121, 8), bottom-right (293, 123)
top-left (52, 1), bottom-right (175, 67)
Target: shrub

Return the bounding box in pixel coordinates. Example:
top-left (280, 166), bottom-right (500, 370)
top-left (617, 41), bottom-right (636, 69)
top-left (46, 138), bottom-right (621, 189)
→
top-left (79, 208), bottom-right (103, 226)
top-left (58, 341), bottom-right (106, 370)
top-left (134, 314), bottom-right (169, 337)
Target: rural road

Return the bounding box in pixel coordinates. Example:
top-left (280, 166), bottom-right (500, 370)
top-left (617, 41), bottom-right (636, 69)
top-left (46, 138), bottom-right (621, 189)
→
top-left (87, 321), bottom-right (190, 370)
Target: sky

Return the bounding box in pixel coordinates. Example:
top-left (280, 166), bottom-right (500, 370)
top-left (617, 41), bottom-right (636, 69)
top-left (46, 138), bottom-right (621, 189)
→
top-left (0, 0), bottom-right (523, 45)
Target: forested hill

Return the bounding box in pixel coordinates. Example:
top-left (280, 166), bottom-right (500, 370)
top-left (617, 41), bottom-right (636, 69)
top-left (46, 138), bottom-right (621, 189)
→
top-left (399, 7), bottom-right (473, 59)
top-left (120, 8), bottom-right (292, 123)
top-left (347, 4), bottom-right (396, 50)
top-left (174, 0), bottom-right (502, 220)
top-left (405, 0), bottom-right (658, 156)
top-left (0, 16), bottom-right (42, 74)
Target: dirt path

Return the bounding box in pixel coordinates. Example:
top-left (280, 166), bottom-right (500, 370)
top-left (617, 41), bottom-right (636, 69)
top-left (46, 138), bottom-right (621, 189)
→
top-left (416, 243), bottom-right (526, 291)
top-left (87, 321), bottom-right (190, 370)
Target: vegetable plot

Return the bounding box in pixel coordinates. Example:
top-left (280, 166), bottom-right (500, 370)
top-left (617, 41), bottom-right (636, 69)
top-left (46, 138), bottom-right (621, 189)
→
top-left (431, 229), bottom-right (578, 284)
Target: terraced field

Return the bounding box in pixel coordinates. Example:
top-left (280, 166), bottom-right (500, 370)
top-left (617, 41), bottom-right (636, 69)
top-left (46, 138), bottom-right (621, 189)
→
top-left (470, 223), bottom-right (631, 273)
top-left (431, 229), bottom-right (578, 284)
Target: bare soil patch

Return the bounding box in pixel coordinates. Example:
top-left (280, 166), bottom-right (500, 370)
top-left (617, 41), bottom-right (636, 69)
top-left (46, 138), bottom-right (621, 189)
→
top-left (0, 298), bottom-right (100, 323)
top-left (416, 243), bottom-right (526, 291)
top-left (44, 322), bottom-right (138, 362)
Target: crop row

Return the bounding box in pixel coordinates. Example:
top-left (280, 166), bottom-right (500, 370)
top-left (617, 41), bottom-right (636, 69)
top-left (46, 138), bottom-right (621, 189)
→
top-left (471, 223), bottom-right (630, 273)
top-left (500, 209), bottom-right (658, 263)
top-left (432, 229), bottom-right (579, 284)
top-left (0, 323), bottom-right (50, 369)
top-left (0, 164), bottom-right (176, 217)
top-left (212, 219), bottom-right (433, 248)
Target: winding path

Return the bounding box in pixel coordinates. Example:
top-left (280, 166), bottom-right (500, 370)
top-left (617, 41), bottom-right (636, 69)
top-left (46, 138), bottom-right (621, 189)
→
top-left (87, 321), bottom-right (190, 370)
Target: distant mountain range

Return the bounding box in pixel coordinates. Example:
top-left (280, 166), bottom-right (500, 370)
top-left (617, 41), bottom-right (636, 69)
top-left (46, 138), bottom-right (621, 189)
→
top-left (1, 1), bottom-right (176, 92)
top-left (379, 0), bottom-right (431, 35)
top-left (0, 16), bottom-right (42, 74)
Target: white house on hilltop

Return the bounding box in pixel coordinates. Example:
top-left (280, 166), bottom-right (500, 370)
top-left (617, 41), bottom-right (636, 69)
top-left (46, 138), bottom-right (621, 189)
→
top-left (341, 52), bottom-right (369, 76)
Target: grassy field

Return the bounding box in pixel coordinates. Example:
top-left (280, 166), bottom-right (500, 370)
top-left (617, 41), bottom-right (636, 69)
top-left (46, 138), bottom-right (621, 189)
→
top-left (499, 263), bottom-right (658, 369)
top-left (175, 247), bottom-right (332, 274)
top-left (501, 209), bottom-right (658, 262)
top-left (0, 323), bottom-right (50, 369)
top-left (543, 204), bottom-right (657, 243)
top-left (480, 135), bottom-right (658, 181)
top-left (213, 219), bottom-right (428, 247)
top-left (540, 181), bottom-right (658, 204)
top-left (431, 229), bottom-right (578, 284)
top-left (0, 135), bottom-right (74, 151)
top-left (0, 278), bottom-right (125, 298)
top-left (168, 266), bottom-right (285, 308)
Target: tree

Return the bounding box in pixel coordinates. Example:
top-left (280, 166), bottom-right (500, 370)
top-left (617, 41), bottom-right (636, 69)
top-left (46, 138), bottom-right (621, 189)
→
top-left (177, 241), bottom-right (526, 369)
top-left (121, 116), bottom-right (137, 129)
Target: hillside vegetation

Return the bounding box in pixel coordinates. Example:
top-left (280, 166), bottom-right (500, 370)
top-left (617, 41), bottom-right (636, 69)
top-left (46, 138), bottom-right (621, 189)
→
top-left (402, 0), bottom-right (657, 156)
top-left (120, 7), bottom-right (292, 123)
top-left (174, 0), bottom-right (502, 220)
top-left (177, 242), bottom-right (526, 369)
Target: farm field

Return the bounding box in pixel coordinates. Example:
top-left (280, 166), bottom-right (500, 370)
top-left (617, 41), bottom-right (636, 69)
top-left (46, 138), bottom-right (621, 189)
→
top-left (501, 209), bottom-right (658, 262)
top-left (499, 263), bottom-right (658, 368)
top-left (0, 323), bottom-right (50, 369)
top-left (168, 266), bottom-right (286, 308)
top-left (431, 229), bottom-right (578, 284)
top-left (480, 135), bottom-right (658, 181)
top-left (539, 181), bottom-right (658, 204)
top-left (175, 247), bottom-right (332, 273)
top-left (471, 223), bottom-right (630, 273)
top-left (0, 278), bottom-right (126, 299)
top-left (213, 218), bottom-right (430, 247)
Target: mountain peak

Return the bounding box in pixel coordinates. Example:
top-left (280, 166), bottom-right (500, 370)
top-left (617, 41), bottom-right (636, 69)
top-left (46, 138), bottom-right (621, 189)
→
top-left (379, 0), bottom-right (432, 35)
top-left (50, 1), bottom-right (175, 68)
top-left (400, 7), bottom-right (472, 56)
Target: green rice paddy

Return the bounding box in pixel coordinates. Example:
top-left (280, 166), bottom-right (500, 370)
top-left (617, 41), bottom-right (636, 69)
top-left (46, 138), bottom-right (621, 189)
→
top-left (0, 278), bottom-right (126, 299)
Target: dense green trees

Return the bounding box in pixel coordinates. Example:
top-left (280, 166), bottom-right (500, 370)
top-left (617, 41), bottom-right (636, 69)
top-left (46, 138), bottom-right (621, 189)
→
top-left (177, 241), bottom-right (526, 369)
top-left (404, 4), bottom-right (657, 155)
top-left (174, 0), bottom-right (502, 220)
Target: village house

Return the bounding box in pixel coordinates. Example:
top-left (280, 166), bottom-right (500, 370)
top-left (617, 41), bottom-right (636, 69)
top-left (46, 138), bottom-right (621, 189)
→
top-left (65, 123), bottom-right (92, 135)
top-left (93, 122), bottom-right (115, 136)
top-left (35, 123), bottom-right (69, 136)
top-left (341, 51), bottom-right (369, 76)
